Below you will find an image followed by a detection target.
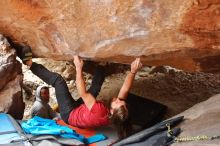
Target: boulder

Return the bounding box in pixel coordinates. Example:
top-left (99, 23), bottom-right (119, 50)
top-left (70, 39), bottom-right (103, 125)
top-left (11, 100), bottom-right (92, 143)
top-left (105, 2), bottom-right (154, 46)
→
top-left (0, 34), bottom-right (24, 119)
top-left (172, 94), bottom-right (220, 146)
top-left (0, 0), bottom-right (219, 72)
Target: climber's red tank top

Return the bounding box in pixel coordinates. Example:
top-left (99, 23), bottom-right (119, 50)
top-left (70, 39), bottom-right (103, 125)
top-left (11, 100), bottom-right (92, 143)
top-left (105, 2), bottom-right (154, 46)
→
top-left (68, 101), bottom-right (109, 128)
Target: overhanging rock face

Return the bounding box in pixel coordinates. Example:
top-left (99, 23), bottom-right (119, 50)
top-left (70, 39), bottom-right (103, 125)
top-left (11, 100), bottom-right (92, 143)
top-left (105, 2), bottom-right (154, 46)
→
top-left (0, 0), bottom-right (219, 72)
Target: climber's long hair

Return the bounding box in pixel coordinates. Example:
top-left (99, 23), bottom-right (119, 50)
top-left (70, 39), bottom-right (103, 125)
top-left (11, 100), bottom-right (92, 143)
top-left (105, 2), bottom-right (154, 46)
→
top-left (108, 97), bottom-right (133, 139)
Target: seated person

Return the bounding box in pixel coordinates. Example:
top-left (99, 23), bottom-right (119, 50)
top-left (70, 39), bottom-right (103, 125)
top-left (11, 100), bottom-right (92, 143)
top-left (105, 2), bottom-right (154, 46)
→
top-left (30, 85), bottom-right (60, 119)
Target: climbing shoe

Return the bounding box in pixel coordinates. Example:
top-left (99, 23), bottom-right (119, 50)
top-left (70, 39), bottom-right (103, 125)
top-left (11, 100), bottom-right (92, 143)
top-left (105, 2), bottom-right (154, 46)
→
top-left (7, 38), bottom-right (32, 63)
top-left (13, 44), bottom-right (32, 63)
top-left (20, 45), bottom-right (32, 63)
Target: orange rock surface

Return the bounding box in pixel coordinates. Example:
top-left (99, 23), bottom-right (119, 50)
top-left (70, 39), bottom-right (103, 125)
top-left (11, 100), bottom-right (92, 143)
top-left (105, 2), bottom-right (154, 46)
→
top-left (0, 0), bottom-right (219, 72)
